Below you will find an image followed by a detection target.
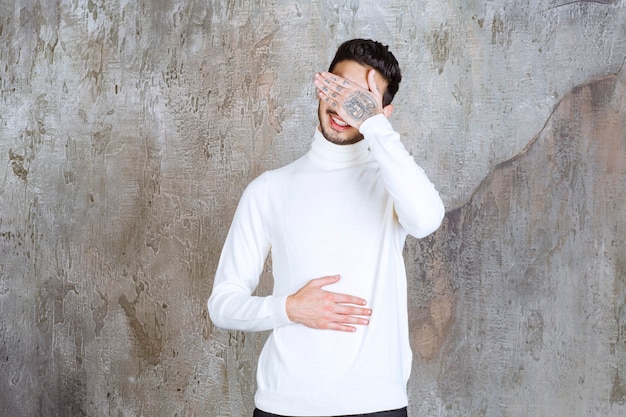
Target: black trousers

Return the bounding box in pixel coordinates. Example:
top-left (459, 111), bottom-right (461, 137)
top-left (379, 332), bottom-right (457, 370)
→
top-left (253, 406), bottom-right (407, 417)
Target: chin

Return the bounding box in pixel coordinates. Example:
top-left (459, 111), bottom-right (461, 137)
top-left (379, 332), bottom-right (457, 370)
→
top-left (320, 125), bottom-right (364, 145)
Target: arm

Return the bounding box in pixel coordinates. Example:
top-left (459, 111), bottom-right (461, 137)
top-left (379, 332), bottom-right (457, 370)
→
top-left (361, 115), bottom-right (444, 238)
top-left (208, 173), bottom-right (291, 332)
top-left (316, 71), bottom-right (445, 238)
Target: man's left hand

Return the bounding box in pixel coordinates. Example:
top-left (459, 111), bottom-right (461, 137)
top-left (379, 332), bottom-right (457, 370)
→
top-left (314, 70), bottom-right (383, 129)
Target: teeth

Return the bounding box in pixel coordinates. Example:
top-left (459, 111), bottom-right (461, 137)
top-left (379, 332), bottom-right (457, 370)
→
top-left (331, 115), bottom-right (348, 127)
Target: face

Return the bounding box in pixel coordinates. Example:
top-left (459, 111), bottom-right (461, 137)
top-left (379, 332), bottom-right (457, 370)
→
top-left (317, 60), bottom-right (389, 145)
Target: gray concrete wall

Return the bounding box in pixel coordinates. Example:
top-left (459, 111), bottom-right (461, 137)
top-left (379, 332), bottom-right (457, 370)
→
top-left (0, 1), bottom-right (624, 416)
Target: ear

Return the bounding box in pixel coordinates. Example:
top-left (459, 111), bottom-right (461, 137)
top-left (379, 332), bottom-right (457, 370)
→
top-left (366, 70), bottom-right (378, 92)
top-left (382, 104), bottom-right (394, 118)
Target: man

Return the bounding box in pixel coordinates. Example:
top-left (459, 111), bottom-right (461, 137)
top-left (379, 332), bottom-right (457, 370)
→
top-left (208, 39), bottom-right (445, 417)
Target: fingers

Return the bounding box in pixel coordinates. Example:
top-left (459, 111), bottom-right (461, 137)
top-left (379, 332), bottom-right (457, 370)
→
top-left (314, 72), bottom-right (353, 99)
top-left (314, 71), bottom-right (373, 95)
top-left (334, 303), bottom-right (371, 322)
top-left (332, 291), bottom-right (368, 307)
top-left (314, 73), bottom-right (347, 104)
top-left (327, 318), bottom-right (368, 333)
top-left (324, 293), bottom-right (372, 330)
top-left (323, 305), bottom-right (371, 333)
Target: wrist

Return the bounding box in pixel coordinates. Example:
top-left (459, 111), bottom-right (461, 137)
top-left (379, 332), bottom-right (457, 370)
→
top-left (285, 294), bottom-right (297, 323)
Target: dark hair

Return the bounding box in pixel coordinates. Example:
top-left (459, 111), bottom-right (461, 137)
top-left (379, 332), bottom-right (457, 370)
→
top-left (328, 39), bottom-right (402, 106)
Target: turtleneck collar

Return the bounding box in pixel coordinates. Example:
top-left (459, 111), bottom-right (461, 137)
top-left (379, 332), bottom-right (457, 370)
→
top-left (308, 128), bottom-right (370, 170)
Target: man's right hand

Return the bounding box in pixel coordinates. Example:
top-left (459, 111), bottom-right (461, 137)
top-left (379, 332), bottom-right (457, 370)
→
top-left (285, 275), bottom-right (372, 332)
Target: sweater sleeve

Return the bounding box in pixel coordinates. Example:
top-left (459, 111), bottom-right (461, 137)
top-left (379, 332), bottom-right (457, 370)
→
top-left (208, 172), bottom-right (292, 331)
top-left (360, 114), bottom-right (445, 238)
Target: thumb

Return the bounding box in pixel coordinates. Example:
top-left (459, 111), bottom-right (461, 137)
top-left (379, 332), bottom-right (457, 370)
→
top-left (309, 274), bottom-right (341, 289)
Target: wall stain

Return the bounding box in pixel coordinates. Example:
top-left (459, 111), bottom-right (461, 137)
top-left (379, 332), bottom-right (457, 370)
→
top-left (118, 283), bottom-right (164, 366)
top-left (610, 369), bottom-right (626, 405)
top-left (92, 289), bottom-right (108, 337)
top-left (7, 93), bottom-right (49, 182)
top-left (8, 148), bottom-right (28, 181)
top-left (491, 13), bottom-right (512, 47)
top-left (411, 291), bottom-right (457, 360)
top-left (35, 278), bottom-right (78, 332)
top-left (408, 218), bottom-right (459, 362)
top-left (428, 25), bottom-right (450, 75)
top-left (522, 309), bottom-right (544, 361)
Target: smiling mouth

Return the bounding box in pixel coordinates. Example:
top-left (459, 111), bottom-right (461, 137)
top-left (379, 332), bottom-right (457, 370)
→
top-left (329, 113), bottom-right (349, 129)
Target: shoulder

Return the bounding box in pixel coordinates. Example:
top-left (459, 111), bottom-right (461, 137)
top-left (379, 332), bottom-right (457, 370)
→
top-left (242, 154), bottom-right (307, 198)
top-left (260, 153), bottom-right (309, 182)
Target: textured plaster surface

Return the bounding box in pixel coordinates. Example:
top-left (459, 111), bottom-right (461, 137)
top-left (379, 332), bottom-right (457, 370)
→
top-left (0, 1), bottom-right (625, 416)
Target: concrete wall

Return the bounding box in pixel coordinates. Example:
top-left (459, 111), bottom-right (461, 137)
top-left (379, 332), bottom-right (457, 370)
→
top-left (0, 1), bottom-right (624, 416)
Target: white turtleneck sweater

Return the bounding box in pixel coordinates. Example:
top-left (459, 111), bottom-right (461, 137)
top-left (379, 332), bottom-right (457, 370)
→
top-left (208, 115), bottom-right (444, 416)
